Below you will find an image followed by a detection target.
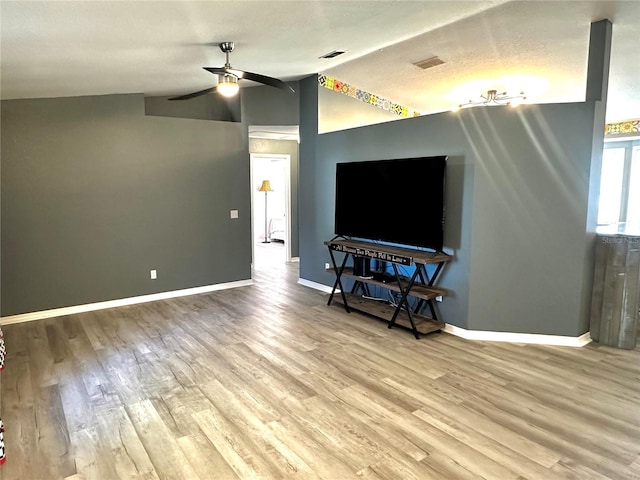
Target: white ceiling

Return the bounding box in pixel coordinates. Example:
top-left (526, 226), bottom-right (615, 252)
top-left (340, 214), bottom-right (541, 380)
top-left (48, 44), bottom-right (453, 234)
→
top-left (1, 1), bottom-right (638, 123)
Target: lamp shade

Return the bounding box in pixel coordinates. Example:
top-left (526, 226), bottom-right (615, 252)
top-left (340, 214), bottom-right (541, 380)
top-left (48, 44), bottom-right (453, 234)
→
top-left (258, 180), bottom-right (273, 192)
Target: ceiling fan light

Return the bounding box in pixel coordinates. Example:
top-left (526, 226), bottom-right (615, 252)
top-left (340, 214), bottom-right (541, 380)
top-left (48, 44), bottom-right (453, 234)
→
top-left (217, 75), bottom-right (239, 97)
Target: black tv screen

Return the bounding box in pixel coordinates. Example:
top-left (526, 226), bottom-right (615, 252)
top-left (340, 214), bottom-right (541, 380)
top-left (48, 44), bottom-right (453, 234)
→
top-left (334, 156), bottom-right (446, 251)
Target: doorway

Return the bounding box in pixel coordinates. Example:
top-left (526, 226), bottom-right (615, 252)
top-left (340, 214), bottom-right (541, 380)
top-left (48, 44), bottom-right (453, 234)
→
top-left (250, 154), bottom-right (291, 268)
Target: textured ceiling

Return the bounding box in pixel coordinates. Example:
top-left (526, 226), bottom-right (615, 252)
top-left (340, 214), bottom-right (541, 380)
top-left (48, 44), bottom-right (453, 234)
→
top-left (326, 0), bottom-right (640, 122)
top-left (1, 1), bottom-right (638, 123)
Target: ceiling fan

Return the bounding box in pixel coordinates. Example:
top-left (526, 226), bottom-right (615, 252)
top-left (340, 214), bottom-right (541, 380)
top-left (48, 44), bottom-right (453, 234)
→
top-left (169, 42), bottom-right (295, 101)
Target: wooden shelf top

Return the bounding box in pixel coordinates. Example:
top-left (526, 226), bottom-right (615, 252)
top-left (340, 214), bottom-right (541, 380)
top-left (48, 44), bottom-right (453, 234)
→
top-left (325, 238), bottom-right (451, 265)
top-left (334, 294), bottom-right (444, 336)
top-left (328, 267), bottom-right (448, 300)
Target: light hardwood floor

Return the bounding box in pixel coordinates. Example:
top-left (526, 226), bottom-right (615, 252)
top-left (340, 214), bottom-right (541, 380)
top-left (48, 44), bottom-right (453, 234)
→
top-left (1, 262), bottom-right (639, 480)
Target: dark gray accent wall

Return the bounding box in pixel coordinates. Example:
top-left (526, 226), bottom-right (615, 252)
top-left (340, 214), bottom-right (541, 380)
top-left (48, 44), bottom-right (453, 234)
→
top-left (249, 138), bottom-right (300, 257)
top-left (143, 79), bottom-right (299, 125)
top-left (585, 19), bottom-right (612, 102)
top-left (462, 104), bottom-right (597, 336)
top-left (299, 76), bottom-right (319, 285)
top-left (242, 82), bottom-right (300, 127)
top-left (1, 81), bottom-right (301, 317)
top-left (1, 93), bottom-right (251, 316)
top-left (298, 75), bottom-right (603, 336)
top-left (581, 19), bottom-right (611, 335)
top-left (144, 94), bottom-right (241, 122)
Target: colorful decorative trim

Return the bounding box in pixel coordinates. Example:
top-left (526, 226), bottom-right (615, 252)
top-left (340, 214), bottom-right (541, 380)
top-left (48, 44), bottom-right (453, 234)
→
top-left (605, 119), bottom-right (640, 137)
top-left (318, 74), bottom-right (420, 118)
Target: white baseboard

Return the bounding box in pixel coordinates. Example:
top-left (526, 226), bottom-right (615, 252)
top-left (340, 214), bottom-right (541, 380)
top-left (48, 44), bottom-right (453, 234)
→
top-left (298, 278), bottom-right (337, 295)
top-left (5, 278), bottom-right (592, 348)
top-left (0, 279), bottom-right (254, 326)
top-left (298, 282), bottom-right (591, 347)
top-left (443, 324), bottom-right (592, 347)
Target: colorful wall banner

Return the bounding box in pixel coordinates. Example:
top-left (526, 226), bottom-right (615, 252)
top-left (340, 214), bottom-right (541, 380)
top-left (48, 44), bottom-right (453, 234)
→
top-left (605, 119), bottom-right (640, 137)
top-left (318, 74), bottom-right (420, 118)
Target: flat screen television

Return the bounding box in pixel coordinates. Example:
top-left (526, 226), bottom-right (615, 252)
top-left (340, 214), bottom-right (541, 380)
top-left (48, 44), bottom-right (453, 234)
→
top-left (334, 156), bottom-right (446, 251)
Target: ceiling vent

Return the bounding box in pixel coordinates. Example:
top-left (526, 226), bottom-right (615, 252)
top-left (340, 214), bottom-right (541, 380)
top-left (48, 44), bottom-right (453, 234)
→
top-left (413, 56), bottom-right (445, 70)
top-left (320, 50), bottom-right (346, 59)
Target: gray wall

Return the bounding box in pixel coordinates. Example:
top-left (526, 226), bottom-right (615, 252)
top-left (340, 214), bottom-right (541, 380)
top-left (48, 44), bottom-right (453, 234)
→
top-left (1, 74), bottom-right (604, 338)
top-left (249, 138), bottom-right (299, 257)
top-left (242, 82), bottom-right (299, 127)
top-left (0, 94), bottom-right (227, 315)
top-left (144, 93), bottom-right (241, 122)
top-left (299, 75), bottom-right (602, 336)
top-left (461, 104), bottom-right (597, 336)
top-left (1, 82), bottom-right (300, 317)
top-left (245, 81), bottom-right (301, 258)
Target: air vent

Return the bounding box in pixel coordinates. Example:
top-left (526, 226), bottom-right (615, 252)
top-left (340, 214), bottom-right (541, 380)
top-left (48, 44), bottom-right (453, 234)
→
top-left (320, 50), bottom-right (346, 59)
top-left (413, 56), bottom-right (445, 70)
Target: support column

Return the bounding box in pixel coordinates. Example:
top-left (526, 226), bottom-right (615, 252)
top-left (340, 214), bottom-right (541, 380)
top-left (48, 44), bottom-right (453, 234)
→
top-left (585, 19), bottom-right (613, 102)
top-left (583, 19), bottom-right (613, 333)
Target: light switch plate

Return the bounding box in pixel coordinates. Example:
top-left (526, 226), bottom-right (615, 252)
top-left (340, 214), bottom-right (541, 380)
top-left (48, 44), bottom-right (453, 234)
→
top-left (230, 210), bottom-right (239, 219)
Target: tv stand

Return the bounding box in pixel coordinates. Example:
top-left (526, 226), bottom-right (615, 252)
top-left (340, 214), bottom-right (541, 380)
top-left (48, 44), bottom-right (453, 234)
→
top-left (325, 239), bottom-right (451, 339)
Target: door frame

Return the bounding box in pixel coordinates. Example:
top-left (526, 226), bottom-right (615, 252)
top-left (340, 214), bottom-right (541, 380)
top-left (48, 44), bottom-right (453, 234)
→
top-left (250, 153), bottom-right (292, 266)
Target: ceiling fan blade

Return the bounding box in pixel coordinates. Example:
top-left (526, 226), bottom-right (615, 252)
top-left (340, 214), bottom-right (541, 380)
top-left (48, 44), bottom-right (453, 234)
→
top-left (241, 71), bottom-right (295, 94)
top-left (169, 86), bottom-right (218, 101)
top-left (203, 67), bottom-right (294, 94)
top-left (203, 67), bottom-right (232, 76)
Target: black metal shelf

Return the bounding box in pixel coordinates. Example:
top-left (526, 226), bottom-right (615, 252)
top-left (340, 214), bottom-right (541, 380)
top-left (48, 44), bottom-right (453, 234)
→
top-left (325, 239), bottom-right (451, 339)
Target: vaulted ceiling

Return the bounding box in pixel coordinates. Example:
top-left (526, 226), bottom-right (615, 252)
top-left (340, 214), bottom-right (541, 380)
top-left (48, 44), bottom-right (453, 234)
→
top-left (1, 1), bottom-right (638, 123)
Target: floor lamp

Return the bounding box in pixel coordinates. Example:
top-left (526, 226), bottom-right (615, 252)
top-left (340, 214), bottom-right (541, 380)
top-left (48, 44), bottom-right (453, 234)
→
top-left (258, 180), bottom-right (273, 243)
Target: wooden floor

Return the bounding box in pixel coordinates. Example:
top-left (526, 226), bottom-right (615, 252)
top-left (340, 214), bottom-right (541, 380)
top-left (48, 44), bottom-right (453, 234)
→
top-left (1, 262), bottom-right (639, 480)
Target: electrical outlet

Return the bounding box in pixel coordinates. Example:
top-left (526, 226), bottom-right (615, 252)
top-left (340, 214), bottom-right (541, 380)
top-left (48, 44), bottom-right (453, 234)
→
top-left (230, 209), bottom-right (239, 219)
top-left (150, 269), bottom-right (157, 280)
top-left (325, 262), bottom-right (330, 270)
top-left (436, 296), bottom-right (443, 302)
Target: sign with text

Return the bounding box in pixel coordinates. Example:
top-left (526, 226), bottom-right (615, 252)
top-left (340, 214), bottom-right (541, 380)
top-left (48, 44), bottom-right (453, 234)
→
top-left (329, 242), bottom-right (412, 265)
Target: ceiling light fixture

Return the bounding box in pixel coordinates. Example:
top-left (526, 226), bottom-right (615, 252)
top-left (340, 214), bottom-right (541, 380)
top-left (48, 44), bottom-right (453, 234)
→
top-left (217, 74), bottom-right (239, 97)
top-left (455, 89), bottom-right (526, 110)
